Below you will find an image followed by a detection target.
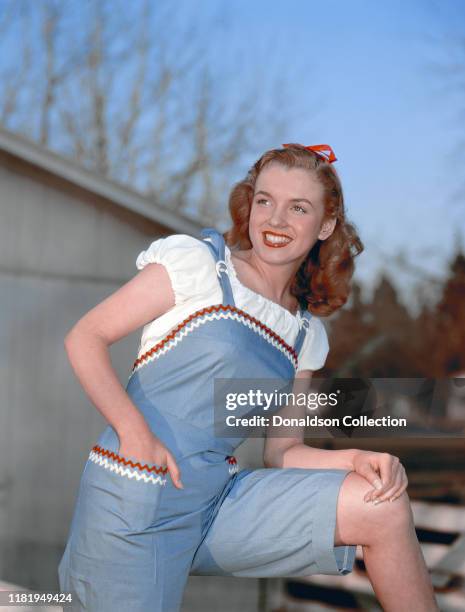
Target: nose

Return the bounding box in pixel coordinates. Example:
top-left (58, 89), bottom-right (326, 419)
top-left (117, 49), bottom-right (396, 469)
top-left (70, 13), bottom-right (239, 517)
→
top-left (268, 204), bottom-right (287, 227)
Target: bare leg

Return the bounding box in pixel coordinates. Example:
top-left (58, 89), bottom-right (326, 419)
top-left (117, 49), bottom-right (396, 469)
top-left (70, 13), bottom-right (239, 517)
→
top-left (335, 472), bottom-right (439, 612)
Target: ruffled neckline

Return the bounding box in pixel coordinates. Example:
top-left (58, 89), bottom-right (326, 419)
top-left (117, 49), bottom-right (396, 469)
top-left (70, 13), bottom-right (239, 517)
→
top-left (224, 245), bottom-right (303, 321)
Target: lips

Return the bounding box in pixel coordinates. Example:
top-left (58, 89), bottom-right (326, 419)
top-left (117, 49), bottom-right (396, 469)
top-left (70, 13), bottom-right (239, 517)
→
top-left (262, 230), bottom-right (293, 248)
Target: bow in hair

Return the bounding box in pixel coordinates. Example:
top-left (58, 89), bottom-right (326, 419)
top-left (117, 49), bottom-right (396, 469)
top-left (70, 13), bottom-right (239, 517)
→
top-left (282, 143), bottom-right (337, 163)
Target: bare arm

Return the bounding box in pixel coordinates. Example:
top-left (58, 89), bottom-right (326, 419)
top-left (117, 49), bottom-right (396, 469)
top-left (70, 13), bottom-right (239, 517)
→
top-left (264, 375), bottom-right (409, 503)
top-left (263, 369), bottom-right (358, 470)
top-left (64, 261), bottom-right (184, 487)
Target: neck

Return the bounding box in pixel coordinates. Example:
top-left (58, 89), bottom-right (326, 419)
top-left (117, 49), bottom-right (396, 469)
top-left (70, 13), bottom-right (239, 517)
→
top-left (232, 247), bottom-right (303, 312)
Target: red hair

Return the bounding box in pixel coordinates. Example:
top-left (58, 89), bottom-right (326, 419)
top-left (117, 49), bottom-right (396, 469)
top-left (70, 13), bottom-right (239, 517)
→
top-left (223, 143), bottom-right (364, 316)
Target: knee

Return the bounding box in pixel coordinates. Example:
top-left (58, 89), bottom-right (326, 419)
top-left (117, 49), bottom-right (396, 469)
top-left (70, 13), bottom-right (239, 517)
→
top-left (363, 488), bottom-right (414, 543)
top-left (337, 472), bottom-right (414, 546)
top-left (382, 489), bottom-right (413, 529)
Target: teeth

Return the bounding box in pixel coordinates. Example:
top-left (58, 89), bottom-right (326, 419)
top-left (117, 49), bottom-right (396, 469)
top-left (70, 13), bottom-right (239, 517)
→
top-left (264, 232), bottom-right (291, 244)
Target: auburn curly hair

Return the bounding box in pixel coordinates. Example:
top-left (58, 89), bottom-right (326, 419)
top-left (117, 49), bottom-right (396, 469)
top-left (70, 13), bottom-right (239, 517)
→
top-left (223, 143), bottom-right (364, 317)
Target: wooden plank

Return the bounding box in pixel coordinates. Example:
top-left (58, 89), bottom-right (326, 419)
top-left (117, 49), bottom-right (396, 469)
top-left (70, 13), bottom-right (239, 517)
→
top-left (279, 502), bottom-right (465, 610)
top-left (430, 534), bottom-right (465, 582)
top-left (420, 542), bottom-right (454, 568)
top-left (293, 570), bottom-right (375, 598)
top-left (435, 589), bottom-right (465, 612)
top-left (279, 587), bottom-right (465, 612)
top-left (411, 501), bottom-right (465, 531)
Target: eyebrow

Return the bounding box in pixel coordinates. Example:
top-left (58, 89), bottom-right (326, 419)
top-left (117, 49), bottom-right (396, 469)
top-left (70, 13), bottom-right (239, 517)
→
top-left (254, 190), bottom-right (314, 206)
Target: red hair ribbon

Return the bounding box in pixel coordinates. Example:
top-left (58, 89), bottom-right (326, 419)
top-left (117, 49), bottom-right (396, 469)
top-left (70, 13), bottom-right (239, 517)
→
top-left (282, 143), bottom-right (337, 163)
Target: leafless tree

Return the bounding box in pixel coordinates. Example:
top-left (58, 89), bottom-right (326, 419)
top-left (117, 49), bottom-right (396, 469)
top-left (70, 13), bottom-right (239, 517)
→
top-left (420, 0), bottom-right (465, 206)
top-left (0, 0), bottom-right (305, 226)
top-left (0, 2), bottom-right (32, 126)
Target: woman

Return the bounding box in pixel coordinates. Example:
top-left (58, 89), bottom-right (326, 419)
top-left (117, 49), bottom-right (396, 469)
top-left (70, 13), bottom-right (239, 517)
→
top-left (58, 143), bottom-right (438, 611)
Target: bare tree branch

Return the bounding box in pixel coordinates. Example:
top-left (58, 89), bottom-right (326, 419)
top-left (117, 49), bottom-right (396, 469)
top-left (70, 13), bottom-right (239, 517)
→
top-left (0, 0), bottom-right (316, 224)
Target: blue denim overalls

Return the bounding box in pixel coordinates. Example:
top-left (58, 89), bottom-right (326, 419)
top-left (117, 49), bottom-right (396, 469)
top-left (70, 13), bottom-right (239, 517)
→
top-left (58, 227), bottom-right (356, 611)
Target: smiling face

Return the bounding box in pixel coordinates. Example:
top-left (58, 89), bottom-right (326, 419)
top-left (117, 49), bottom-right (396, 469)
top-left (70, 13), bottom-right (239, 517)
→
top-left (249, 162), bottom-right (336, 266)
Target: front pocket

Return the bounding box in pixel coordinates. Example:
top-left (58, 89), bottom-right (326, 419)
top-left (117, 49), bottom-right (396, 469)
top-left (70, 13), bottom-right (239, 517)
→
top-left (89, 444), bottom-right (169, 486)
top-left (86, 443), bottom-right (168, 532)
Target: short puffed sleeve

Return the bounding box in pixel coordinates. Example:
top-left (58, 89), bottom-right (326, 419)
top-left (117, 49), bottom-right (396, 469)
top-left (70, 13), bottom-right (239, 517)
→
top-left (135, 234), bottom-right (219, 306)
top-left (296, 316), bottom-right (330, 372)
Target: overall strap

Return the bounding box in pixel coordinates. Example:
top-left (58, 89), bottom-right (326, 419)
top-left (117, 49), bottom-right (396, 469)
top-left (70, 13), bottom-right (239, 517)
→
top-left (293, 309), bottom-right (313, 356)
top-left (200, 227), bottom-right (236, 307)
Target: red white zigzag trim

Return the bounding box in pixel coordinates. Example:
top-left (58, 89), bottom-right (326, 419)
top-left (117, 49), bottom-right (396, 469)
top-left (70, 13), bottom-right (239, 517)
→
top-left (88, 444), bottom-right (168, 486)
top-left (130, 304), bottom-right (298, 377)
top-left (89, 445), bottom-right (239, 483)
top-left (226, 455), bottom-right (239, 475)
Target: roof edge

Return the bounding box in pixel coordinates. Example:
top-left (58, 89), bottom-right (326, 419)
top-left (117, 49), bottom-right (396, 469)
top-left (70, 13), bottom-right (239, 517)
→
top-left (0, 126), bottom-right (204, 235)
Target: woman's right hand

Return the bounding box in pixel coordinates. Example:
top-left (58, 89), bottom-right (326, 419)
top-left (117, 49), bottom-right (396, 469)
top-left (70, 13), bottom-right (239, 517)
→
top-left (117, 428), bottom-right (184, 489)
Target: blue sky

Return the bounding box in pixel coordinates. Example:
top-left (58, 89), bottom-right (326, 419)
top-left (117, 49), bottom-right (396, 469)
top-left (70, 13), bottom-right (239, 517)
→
top-left (188, 0), bottom-right (465, 312)
top-left (2, 0), bottom-right (464, 313)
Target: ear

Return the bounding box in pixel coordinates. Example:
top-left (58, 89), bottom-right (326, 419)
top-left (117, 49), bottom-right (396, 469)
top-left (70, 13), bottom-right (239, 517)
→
top-left (318, 216), bottom-right (337, 241)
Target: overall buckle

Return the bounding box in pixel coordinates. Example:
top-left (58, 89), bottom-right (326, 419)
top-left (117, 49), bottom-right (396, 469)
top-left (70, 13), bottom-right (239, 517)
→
top-left (215, 260), bottom-right (228, 277)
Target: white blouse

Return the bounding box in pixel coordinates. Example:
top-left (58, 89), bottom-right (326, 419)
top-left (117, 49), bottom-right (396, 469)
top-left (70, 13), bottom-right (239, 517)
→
top-left (135, 234), bottom-right (329, 372)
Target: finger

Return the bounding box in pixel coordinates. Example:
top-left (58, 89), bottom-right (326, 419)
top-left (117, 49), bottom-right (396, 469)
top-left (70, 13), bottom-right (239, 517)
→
top-left (363, 473), bottom-right (383, 503)
top-left (390, 475), bottom-right (409, 502)
top-left (360, 463), bottom-right (384, 497)
top-left (373, 470), bottom-right (404, 504)
top-left (371, 455), bottom-right (398, 500)
top-left (166, 454), bottom-right (184, 489)
top-left (390, 484), bottom-right (408, 502)
top-left (377, 467), bottom-right (407, 503)
top-left (367, 466), bottom-right (408, 504)
top-left (364, 456), bottom-right (398, 502)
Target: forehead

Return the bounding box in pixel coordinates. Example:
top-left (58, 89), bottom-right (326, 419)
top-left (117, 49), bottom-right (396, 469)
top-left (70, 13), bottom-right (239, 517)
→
top-left (254, 163), bottom-right (323, 200)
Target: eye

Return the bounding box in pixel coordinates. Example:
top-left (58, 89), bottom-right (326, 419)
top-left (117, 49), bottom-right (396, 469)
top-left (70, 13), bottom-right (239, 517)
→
top-left (292, 204), bottom-right (307, 214)
top-left (256, 198), bottom-right (270, 206)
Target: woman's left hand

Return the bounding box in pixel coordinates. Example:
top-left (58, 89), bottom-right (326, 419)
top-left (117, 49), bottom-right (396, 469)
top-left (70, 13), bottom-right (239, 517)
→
top-left (352, 450), bottom-right (409, 504)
